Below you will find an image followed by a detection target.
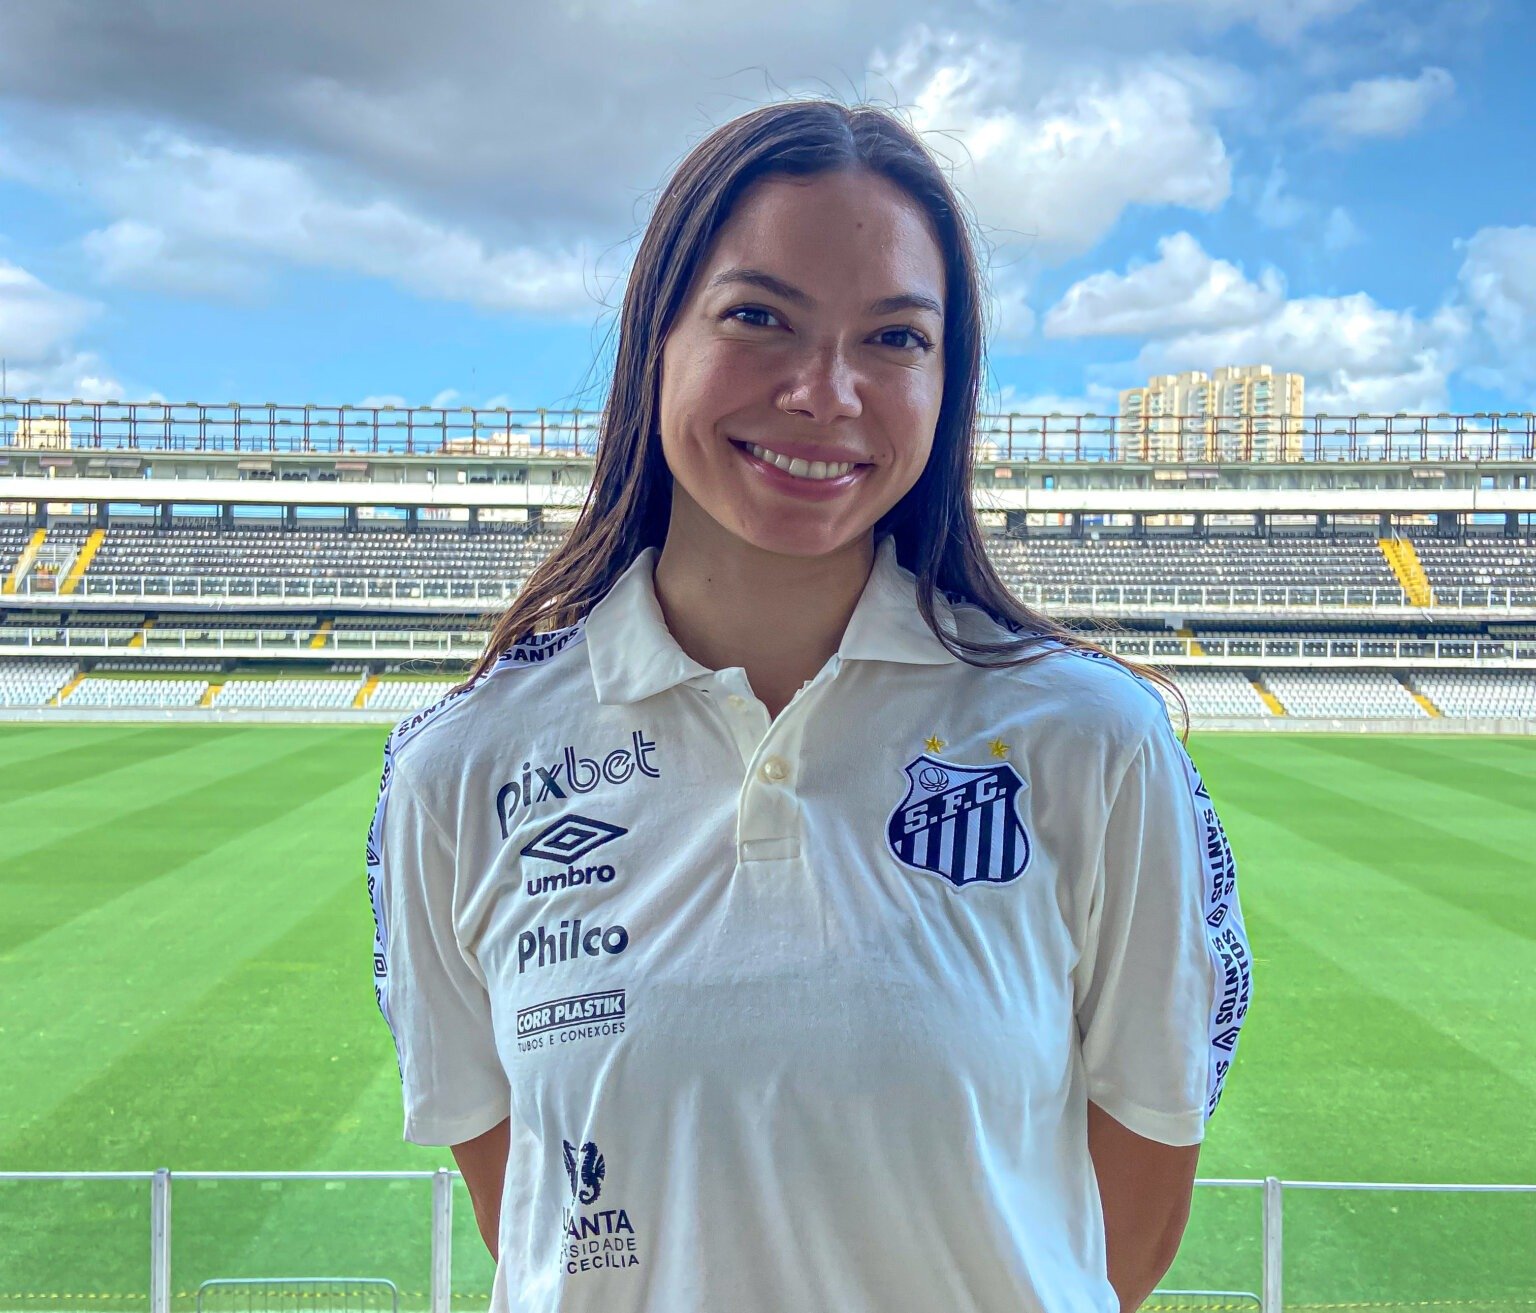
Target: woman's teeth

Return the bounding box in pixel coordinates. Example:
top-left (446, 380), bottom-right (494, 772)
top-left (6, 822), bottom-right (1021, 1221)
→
top-left (744, 441), bottom-right (859, 481)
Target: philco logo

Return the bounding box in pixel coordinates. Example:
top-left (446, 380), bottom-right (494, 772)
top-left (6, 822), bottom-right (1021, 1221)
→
top-left (518, 918), bottom-right (630, 974)
top-left (497, 731), bottom-right (660, 839)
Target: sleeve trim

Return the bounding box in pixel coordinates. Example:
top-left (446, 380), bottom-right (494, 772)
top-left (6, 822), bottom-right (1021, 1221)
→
top-left (1088, 1079), bottom-right (1205, 1148)
top-left (1175, 735), bottom-right (1253, 1122)
top-left (404, 1094), bottom-right (512, 1148)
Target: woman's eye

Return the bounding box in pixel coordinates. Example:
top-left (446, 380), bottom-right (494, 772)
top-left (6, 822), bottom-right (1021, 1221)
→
top-left (722, 306), bottom-right (932, 352)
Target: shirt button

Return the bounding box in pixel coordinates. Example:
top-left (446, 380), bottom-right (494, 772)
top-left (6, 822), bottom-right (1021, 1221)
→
top-left (760, 756), bottom-right (789, 783)
top-left (727, 694), bottom-right (746, 709)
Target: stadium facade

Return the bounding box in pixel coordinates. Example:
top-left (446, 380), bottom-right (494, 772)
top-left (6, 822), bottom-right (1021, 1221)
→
top-left (1, 398), bottom-right (1533, 732)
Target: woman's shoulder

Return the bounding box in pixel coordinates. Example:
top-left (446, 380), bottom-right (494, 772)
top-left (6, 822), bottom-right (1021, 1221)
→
top-left (386, 620), bottom-right (590, 779)
top-left (946, 600), bottom-right (1174, 752)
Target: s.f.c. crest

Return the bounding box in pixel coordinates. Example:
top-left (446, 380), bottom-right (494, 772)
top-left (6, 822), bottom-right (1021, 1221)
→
top-left (885, 753), bottom-right (1031, 889)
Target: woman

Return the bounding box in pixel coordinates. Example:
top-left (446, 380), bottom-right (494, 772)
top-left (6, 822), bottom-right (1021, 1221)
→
top-left (366, 98), bottom-right (1253, 1313)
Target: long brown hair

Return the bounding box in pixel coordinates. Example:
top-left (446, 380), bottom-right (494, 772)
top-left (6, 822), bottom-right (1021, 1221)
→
top-left (454, 97), bottom-right (1190, 743)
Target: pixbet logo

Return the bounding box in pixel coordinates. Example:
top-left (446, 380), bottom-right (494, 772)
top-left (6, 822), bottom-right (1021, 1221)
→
top-left (496, 731), bottom-right (660, 839)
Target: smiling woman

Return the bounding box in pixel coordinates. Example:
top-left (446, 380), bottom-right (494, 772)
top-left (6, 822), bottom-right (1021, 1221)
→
top-left (655, 169), bottom-right (945, 591)
top-left (365, 96), bottom-right (1251, 1313)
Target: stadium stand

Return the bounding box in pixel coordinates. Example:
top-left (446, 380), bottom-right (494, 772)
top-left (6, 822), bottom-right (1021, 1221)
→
top-left (4, 518), bottom-right (1534, 723)
top-left (65, 676), bottom-right (209, 708)
top-left (367, 679), bottom-right (463, 711)
top-left (1259, 670), bottom-right (1430, 718)
top-left (990, 533), bottom-right (1402, 590)
top-left (212, 677), bottom-right (368, 709)
top-left (0, 657), bottom-right (76, 706)
top-left (0, 399), bottom-right (1531, 728)
top-left (1410, 669), bottom-right (1536, 718)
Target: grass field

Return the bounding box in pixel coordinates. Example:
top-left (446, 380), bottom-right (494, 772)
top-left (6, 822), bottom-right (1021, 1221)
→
top-left (1, 724), bottom-right (1532, 1310)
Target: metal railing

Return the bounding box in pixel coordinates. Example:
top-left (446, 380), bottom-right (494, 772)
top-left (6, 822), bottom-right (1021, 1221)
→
top-left (5, 627), bottom-right (1536, 666)
top-left (2, 1170), bottom-right (1532, 1312)
top-left (5, 571), bottom-right (1536, 613)
top-left (4, 398), bottom-right (1536, 461)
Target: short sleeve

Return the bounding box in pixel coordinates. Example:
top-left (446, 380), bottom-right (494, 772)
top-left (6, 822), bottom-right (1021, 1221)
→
top-left (1074, 714), bottom-right (1253, 1147)
top-left (366, 728), bottom-right (511, 1147)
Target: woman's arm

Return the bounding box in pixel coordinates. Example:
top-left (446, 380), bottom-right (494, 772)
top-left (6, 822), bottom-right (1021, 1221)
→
top-left (1087, 1098), bottom-right (1201, 1313)
top-left (450, 1116), bottom-right (511, 1260)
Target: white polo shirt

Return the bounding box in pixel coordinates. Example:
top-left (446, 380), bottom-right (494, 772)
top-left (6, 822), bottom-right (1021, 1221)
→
top-left (366, 531), bottom-right (1253, 1313)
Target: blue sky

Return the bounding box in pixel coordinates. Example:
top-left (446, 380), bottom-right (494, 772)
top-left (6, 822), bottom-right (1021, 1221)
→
top-left (0, 0), bottom-right (1531, 420)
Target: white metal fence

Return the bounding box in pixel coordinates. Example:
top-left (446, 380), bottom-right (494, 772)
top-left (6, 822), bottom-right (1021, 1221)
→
top-left (2, 1170), bottom-right (1532, 1312)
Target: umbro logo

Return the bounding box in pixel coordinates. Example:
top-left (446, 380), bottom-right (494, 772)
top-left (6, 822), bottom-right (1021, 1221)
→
top-left (523, 815), bottom-right (627, 864)
top-left (521, 816), bottom-right (628, 898)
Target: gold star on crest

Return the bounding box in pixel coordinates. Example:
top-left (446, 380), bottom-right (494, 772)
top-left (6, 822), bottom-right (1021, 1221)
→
top-left (989, 738), bottom-right (1010, 758)
top-left (923, 734), bottom-right (946, 753)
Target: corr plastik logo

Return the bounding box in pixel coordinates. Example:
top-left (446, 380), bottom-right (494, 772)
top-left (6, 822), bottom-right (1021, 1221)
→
top-left (497, 730), bottom-right (660, 838)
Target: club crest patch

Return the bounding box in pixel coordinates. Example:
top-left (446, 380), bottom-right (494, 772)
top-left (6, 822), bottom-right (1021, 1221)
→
top-left (885, 753), bottom-right (1031, 889)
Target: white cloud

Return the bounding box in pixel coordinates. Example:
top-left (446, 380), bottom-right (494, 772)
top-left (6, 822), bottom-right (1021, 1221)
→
top-left (68, 129), bottom-right (597, 315)
top-left (983, 275), bottom-right (1037, 343)
top-left (1246, 159), bottom-right (1361, 251)
top-left (1044, 233), bottom-right (1468, 411)
top-left (1137, 294), bottom-right (1468, 411)
top-left (1252, 160), bottom-right (1310, 229)
top-left (1298, 66), bottom-right (1455, 141)
top-left (1322, 206), bottom-right (1361, 252)
top-left (1044, 232), bottom-right (1285, 337)
top-left (1455, 225), bottom-right (1536, 392)
top-left (0, 16), bottom-right (1247, 336)
top-left (872, 27), bottom-right (1240, 260)
top-left (81, 219), bottom-right (263, 297)
top-left (1098, 0), bottom-right (1364, 42)
top-left (984, 381), bottom-right (1123, 416)
top-left (0, 258), bottom-right (96, 358)
top-left (0, 256), bottom-right (125, 398)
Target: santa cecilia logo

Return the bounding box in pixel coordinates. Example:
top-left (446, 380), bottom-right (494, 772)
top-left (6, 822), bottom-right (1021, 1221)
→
top-left (563, 1139), bottom-right (606, 1204)
top-left (885, 735), bottom-right (1031, 889)
top-left (559, 1138), bottom-right (642, 1274)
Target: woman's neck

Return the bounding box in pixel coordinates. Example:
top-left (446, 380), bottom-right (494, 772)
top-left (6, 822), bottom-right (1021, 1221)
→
top-left (652, 503), bottom-right (877, 713)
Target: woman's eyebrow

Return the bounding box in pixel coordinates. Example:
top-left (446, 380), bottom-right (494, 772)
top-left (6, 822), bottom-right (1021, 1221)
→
top-left (706, 266), bottom-right (943, 320)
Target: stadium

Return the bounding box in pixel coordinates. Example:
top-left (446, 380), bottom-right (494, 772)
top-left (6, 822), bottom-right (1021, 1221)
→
top-left (2, 397), bottom-right (1533, 1311)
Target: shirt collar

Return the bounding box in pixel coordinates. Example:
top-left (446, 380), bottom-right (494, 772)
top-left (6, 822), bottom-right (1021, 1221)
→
top-left (586, 533), bottom-right (961, 706)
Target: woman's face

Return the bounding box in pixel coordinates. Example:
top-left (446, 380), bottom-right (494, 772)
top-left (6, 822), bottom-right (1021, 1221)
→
top-left (657, 168), bottom-right (947, 561)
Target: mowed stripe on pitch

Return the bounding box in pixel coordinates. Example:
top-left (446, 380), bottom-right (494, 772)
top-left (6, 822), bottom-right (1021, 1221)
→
top-left (0, 724), bottom-right (357, 857)
top-left (0, 882), bottom-right (430, 1286)
top-left (1184, 734), bottom-right (1535, 939)
top-left (0, 723), bottom-right (184, 780)
top-left (203, 1063), bottom-right (455, 1280)
top-left (1286, 731), bottom-right (1536, 820)
top-left (1225, 911), bottom-right (1536, 1289)
top-left (0, 728), bottom-right (383, 956)
top-left (1251, 808), bottom-right (1530, 1085)
top-left (0, 876), bottom-right (393, 1171)
top-left (1190, 732), bottom-right (1536, 843)
top-left (0, 733), bottom-right (382, 1145)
